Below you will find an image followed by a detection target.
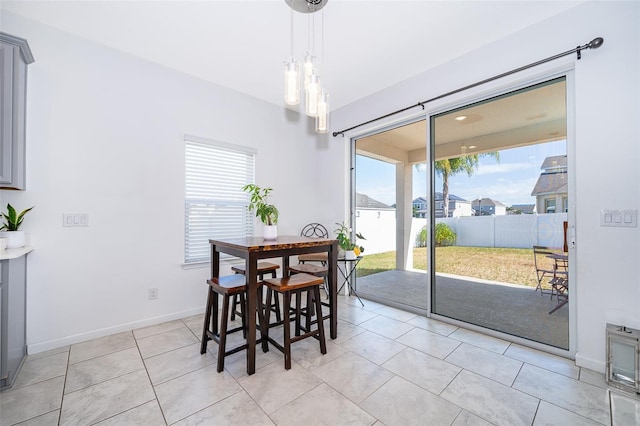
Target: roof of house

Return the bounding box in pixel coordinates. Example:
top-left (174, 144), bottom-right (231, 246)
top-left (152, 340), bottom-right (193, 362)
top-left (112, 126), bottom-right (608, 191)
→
top-left (472, 197), bottom-right (506, 207)
top-left (356, 193), bottom-right (393, 209)
top-left (532, 155), bottom-right (568, 196)
top-left (540, 155), bottom-right (567, 171)
top-left (433, 192), bottom-right (468, 202)
top-left (532, 172), bottom-right (568, 195)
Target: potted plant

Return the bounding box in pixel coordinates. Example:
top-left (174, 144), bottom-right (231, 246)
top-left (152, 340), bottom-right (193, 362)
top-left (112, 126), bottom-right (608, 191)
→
top-left (0, 203), bottom-right (34, 249)
top-left (334, 222), bottom-right (365, 260)
top-left (242, 184), bottom-right (279, 240)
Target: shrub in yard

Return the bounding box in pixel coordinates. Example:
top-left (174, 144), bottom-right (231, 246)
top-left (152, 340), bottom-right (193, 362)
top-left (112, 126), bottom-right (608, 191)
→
top-left (416, 226), bottom-right (427, 247)
top-left (435, 222), bottom-right (456, 246)
top-left (415, 223), bottom-right (456, 246)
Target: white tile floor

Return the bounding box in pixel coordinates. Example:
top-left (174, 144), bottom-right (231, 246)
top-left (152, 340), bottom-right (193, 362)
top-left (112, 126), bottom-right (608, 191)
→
top-left (2, 295), bottom-right (639, 425)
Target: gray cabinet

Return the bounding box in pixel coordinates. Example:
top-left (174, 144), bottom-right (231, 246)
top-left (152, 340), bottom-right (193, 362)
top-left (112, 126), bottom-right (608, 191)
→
top-left (0, 252), bottom-right (28, 390)
top-left (0, 33), bottom-right (34, 190)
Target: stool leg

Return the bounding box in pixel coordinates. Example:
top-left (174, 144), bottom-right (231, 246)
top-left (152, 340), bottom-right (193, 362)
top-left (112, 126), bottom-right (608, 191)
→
top-left (313, 286), bottom-right (327, 355)
top-left (256, 287), bottom-right (268, 353)
top-left (239, 293), bottom-right (247, 339)
top-left (264, 288), bottom-right (273, 352)
top-left (273, 293), bottom-right (282, 322)
top-left (201, 287), bottom-right (213, 354)
top-left (217, 295), bottom-right (230, 373)
top-left (294, 291), bottom-right (302, 337)
top-left (283, 291), bottom-right (292, 370)
top-left (271, 270), bottom-right (282, 322)
top-left (230, 294), bottom-right (238, 321)
top-left (306, 290), bottom-right (313, 332)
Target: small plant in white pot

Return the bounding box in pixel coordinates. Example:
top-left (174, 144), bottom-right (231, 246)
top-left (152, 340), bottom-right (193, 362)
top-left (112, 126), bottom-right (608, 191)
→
top-left (242, 184), bottom-right (279, 240)
top-left (334, 222), bottom-right (365, 260)
top-left (0, 203), bottom-right (34, 249)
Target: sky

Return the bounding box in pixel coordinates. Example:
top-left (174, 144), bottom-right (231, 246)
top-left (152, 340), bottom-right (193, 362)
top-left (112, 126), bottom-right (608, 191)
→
top-left (356, 140), bottom-right (566, 207)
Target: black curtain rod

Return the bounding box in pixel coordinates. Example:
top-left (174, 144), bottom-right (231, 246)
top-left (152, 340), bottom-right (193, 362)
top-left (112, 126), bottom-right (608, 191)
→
top-left (332, 36), bottom-right (604, 138)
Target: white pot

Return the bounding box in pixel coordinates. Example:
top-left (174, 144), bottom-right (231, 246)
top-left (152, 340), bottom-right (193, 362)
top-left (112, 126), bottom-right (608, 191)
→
top-left (263, 225), bottom-right (278, 240)
top-left (0, 230), bottom-right (26, 249)
top-left (345, 250), bottom-right (357, 260)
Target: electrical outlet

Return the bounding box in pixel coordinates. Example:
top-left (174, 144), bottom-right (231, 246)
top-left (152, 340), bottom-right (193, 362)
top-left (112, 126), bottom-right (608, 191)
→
top-left (148, 288), bottom-right (158, 300)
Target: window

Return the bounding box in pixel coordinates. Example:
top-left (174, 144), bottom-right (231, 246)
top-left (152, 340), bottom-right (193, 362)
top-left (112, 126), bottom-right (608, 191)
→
top-left (545, 198), bottom-right (556, 213)
top-left (184, 136), bottom-right (256, 264)
top-left (562, 197), bottom-right (568, 212)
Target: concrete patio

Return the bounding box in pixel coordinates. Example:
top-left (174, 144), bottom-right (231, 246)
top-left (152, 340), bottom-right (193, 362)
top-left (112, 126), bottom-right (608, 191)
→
top-left (354, 270), bottom-right (569, 350)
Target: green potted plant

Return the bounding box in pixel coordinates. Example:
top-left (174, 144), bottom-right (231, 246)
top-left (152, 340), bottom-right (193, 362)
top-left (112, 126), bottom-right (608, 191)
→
top-left (0, 203), bottom-right (34, 249)
top-left (334, 222), bottom-right (365, 260)
top-left (242, 184), bottom-right (279, 239)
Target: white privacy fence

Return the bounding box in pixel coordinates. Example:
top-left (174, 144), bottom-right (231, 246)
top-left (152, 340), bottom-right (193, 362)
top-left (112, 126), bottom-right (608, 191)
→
top-left (436, 213), bottom-right (567, 248)
top-left (358, 211), bottom-right (568, 252)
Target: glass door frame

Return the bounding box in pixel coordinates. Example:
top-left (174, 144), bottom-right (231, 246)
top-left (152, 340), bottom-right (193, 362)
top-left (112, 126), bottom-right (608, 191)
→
top-left (344, 61), bottom-right (576, 358)
top-left (425, 64), bottom-right (577, 358)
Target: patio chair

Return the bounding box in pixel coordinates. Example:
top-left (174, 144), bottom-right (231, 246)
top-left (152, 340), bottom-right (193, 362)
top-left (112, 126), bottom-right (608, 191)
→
top-left (549, 275), bottom-right (569, 314)
top-left (533, 245), bottom-right (558, 295)
top-left (297, 223), bottom-right (329, 265)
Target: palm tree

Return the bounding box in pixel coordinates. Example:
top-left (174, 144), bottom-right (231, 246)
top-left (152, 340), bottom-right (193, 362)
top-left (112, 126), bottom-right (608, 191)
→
top-left (435, 152), bottom-right (499, 217)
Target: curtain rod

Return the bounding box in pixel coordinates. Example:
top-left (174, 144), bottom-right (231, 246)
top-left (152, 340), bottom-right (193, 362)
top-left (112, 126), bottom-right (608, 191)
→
top-left (332, 37), bottom-right (604, 138)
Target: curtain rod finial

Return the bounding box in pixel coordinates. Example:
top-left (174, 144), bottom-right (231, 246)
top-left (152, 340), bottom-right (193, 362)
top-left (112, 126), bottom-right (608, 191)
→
top-left (589, 37), bottom-right (604, 49)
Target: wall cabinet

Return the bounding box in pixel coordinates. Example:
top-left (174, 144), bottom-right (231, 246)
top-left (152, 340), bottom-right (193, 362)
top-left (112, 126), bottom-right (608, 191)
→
top-left (0, 33), bottom-right (34, 190)
top-left (0, 249), bottom-right (30, 389)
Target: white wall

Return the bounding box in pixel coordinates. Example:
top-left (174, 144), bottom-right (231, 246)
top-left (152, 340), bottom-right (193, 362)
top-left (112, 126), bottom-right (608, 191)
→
top-left (323, 1), bottom-right (640, 370)
top-left (0, 11), bottom-right (338, 352)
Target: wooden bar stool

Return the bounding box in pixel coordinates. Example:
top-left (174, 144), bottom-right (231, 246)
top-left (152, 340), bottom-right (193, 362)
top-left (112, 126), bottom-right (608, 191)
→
top-left (263, 273), bottom-right (327, 370)
top-left (200, 275), bottom-right (265, 373)
top-left (230, 262), bottom-right (281, 323)
top-left (288, 263), bottom-right (330, 333)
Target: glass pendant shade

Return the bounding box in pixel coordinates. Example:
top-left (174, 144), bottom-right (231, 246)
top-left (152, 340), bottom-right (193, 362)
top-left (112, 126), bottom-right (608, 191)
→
top-left (303, 53), bottom-right (315, 90)
top-left (305, 73), bottom-right (321, 117)
top-left (284, 59), bottom-right (300, 105)
top-left (315, 90), bottom-right (329, 133)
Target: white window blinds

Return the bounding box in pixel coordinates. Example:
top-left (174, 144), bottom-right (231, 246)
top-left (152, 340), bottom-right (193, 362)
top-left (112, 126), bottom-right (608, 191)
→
top-left (184, 136), bottom-right (255, 263)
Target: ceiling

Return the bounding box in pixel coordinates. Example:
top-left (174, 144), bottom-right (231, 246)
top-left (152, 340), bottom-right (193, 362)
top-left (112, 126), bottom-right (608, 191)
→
top-left (357, 78), bottom-right (567, 164)
top-left (1, 0), bottom-right (584, 111)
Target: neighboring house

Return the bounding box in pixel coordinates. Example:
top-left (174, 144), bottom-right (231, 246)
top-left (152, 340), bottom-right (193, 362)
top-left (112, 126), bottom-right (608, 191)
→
top-left (412, 196), bottom-right (428, 218)
top-left (509, 204), bottom-right (536, 214)
top-left (413, 193), bottom-right (473, 218)
top-left (531, 155), bottom-right (568, 213)
top-left (471, 198), bottom-right (507, 216)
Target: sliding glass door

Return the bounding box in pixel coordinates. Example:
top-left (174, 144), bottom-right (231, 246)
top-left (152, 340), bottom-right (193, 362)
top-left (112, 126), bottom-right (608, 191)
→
top-left (430, 77), bottom-right (570, 349)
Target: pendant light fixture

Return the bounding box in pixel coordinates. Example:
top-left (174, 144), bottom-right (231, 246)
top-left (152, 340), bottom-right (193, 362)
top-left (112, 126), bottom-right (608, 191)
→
top-left (283, 8), bottom-right (300, 105)
top-left (284, 0), bottom-right (330, 133)
top-left (316, 88), bottom-right (329, 133)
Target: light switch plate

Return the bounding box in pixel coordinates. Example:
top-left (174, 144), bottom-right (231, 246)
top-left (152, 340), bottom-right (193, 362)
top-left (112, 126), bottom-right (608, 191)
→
top-left (63, 213), bottom-right (89, 227)
top-left (600, 209), bottom-right (637, 228)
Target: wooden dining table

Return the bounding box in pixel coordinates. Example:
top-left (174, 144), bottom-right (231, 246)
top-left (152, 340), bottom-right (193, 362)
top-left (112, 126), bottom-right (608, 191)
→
top-left (209, 235), bottom-right (339, 375)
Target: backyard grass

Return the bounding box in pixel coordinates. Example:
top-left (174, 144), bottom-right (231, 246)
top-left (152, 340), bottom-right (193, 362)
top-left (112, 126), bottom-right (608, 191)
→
top-left (357, 246), bottom-right (540, 287)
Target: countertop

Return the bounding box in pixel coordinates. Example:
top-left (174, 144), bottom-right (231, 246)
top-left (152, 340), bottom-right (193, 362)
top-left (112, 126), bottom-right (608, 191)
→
top-left (0, 246), bottom-right (33, 260)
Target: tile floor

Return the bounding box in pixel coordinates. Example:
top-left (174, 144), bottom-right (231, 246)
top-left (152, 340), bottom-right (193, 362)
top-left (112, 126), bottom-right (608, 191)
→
top-left (2, 295), bottom-right (639, 425)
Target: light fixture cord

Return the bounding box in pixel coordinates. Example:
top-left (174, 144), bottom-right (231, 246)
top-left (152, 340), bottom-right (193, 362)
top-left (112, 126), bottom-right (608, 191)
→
top-left (321, 9), bottom-right (325, 74)
top-left (290, 8), bottom-right (294, 57)
top-left (307, 14), bottom-right (311, 53)
top-left (311, 8), bottom-right (316, 55)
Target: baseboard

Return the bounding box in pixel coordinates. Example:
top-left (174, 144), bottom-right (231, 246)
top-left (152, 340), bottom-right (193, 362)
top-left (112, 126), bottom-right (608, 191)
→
top-left (575, 351), bottom-right (606, 373)
top-left (27, 307), bottom-right (204, 355)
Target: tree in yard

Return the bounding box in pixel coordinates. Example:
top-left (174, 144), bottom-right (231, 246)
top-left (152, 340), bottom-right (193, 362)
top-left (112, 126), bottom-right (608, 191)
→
top-left (435, 152), bottom-right (499, 218)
